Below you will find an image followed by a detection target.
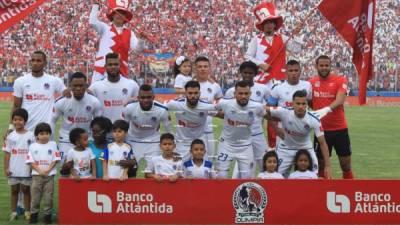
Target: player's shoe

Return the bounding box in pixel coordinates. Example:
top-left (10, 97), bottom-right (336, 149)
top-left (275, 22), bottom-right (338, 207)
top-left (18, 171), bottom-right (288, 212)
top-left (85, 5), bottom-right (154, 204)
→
top-left (29, 213), bottom-right (38, 224)
top-left (9, 212), bottom-right (18, 221)
top-left (16, 205), bottom-right (25, 215)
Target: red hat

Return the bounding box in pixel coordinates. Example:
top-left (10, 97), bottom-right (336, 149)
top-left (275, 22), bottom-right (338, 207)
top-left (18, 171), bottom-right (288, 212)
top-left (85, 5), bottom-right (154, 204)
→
top-left (107, 0), bottom-right (133, 22)
top-left (253, 2), bottom-right (283, 31)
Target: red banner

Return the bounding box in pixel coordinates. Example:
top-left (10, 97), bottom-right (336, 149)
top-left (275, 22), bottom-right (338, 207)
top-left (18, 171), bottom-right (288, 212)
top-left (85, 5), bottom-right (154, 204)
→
top-left (59, 179), bottom-right (400, 224)
top-left (0, 0), bottom-right (47, 33)
top-left (318, 0), bottom-right (376, 105)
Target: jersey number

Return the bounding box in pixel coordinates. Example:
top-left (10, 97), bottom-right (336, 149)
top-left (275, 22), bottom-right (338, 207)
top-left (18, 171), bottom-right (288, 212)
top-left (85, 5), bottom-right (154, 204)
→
top-left (217, 153), bottom-right (228, 162)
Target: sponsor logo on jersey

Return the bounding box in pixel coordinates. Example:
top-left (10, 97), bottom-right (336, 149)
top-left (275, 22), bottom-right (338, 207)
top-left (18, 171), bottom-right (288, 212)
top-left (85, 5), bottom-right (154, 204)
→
top-left (256, 91), bottom-right (261, 96)
top-left (86, 106), bottom-right (92, 111)
top-left (233, 182), bottom-right (267, 223)
top-left (207, 88), bottom-right (212, 93)
top-left (122, 88), bottom-right (128, 95)
top-left (48, 149), bottom-right (52, 155)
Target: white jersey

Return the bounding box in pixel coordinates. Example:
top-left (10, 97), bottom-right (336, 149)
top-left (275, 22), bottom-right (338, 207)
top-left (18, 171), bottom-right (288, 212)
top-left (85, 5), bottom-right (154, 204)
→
top-left (199, 81), bottom-right (223, 132)
top-left (268, 80), bottom-right (312, 107)
top-left (101, 142), bottom-right (133, 179)
top-left (289, 170), bottom-right (318, 179)
top-left (123, 101), bottom-right (171, 143)
top-left (224, 83), bottom-right (270, 135)
top-left (13, 73), bottom-right (66, 131)
top-left (66, 148), bottom-right (95, 178)
top-left (89, 76), bottom-right (139, 122)
top-left (270, 107), bottom-right (324, 150)
top-left (216, 99), bottom-right (266, 146)
top-left (166, 99), bottom-right (216, 144)
top-left (174, 74), bottom-right (192, 89)
top-left (144, 155), bottom-right (183, 177)
top-left (26, 141), bottom-right (61, 176)
top-left (3, 131), bottom-right (35, 178)
top-left (52, 93), bottom-right (103, 143)
top-left (183, 159), bottom-right (215, 179)
top-left (257, 171), bottom-right (284, 179)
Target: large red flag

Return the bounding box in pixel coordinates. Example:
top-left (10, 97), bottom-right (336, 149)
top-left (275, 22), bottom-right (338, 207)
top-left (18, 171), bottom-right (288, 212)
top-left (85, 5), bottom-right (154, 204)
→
top-left (0, 0), bottom-right (47, 34)
top-left (318, 0), bottom-right (376, 105)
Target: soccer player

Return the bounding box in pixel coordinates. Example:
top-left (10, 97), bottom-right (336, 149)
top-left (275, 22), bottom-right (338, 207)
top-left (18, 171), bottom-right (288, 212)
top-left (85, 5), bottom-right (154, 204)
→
top-left (166, 80), bottom-right (219, 160)
top-left (215, 81), bottom-right (268, 179)
top-left (225, 61), bottom-right (270, 176)
top-left (194, 56), bottom-right (223, 158)
top-left (3, 109), bottom-right (35, 221)
top-left (10, 51), bottom-right (66, 132)
top-left (309, 55), bottom-right (354, 179)
top-left (101, 120), bottom-right (134, 181)
top-left (26, 123), bottom-right (61, 224)
top-left (90, 0), bottom-right (147, 82)
top-left (145, 133), bottom-right (183, 182)
top-left (265, 90), bottom-right (332, 178)
top-left (123, 84), bottom-right (171, 166)
top-left (51, 72), bottom-right (102, 164)
top-left (183, 139), bottom-right (215, 179)
top-left (89, 53), bottom-right (139, 123)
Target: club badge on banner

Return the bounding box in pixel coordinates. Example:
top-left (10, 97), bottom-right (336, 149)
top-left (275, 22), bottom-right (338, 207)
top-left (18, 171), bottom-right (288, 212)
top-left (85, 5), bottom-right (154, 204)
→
top-left (59, 179), bottom-right (400, 224)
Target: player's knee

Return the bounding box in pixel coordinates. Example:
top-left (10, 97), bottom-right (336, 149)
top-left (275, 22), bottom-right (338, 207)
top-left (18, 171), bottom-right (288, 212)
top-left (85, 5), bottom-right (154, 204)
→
top-left (11, 185), bottom-right (20, 195)
top-left (21, 186), bottom-right (30, 195)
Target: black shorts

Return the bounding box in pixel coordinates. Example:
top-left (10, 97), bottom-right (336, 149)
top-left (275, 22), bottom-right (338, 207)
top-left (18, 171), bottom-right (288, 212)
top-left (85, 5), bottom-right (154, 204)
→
top-left (314, 128), bottom-right (352, 158)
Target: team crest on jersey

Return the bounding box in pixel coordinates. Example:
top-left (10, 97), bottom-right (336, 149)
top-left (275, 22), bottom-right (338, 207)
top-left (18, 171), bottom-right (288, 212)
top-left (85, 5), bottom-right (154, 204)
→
top-left (233, 182), bottom-right (267, 223)
top-left (44, 83), bottom-right (50, 89)
top-left (248, 111), bottom-right (254, 118)
top-left (122, 88), bottom-right (128, 95)
top-left (151, 116), bottom-right (157, 122)
top-left (256, 91), bottom-right (261, 96)
top-left (304, 124), bottom-right (310, 129)
top-left (173, 165), bottom-right (177, 170)
top-left (25, 84), bottom-right (31, 89)
top-left (123, 151), bottom-right (127, 157)
top-left (103, 91), bottom-right (107, 95)
top-left (86, 106), bottom-right (92, 111)
top-left (34, 150), bottom-right (38, 154)
top-left (199, 112), bottom-right (205, 117)
top-left (27, 139), bottom-right (32, 145)
top-left (48, 149), bottom-right (52, 155)
top-left (207, 88), bottom-right (212, 93)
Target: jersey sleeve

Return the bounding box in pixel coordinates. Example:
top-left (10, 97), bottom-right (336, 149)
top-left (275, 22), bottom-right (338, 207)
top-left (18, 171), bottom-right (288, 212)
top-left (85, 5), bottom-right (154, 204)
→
top-left (256, 103), bottom-right (266, 117)
top-left (12, 78), bottom-right (23, 98)
top-left (338, 76), bottom-right (348, 93)
top-left (4, 134), bottom-right (12, 153)
top-left (89, 4), bottom-right (107, 35)
top-left (224, 88), bottom-right (234, 99)
top-left (245, 36), bottom-right (264, 66)
top-left (131, 80), bottom-right (140, 98)
top-left (213, 83), bottom-right (223, 100)
top-left (89, 150), bottom-right (96, 160)
top-left (215, 99), bottom-right (228, 111)
top-left (121, 105), bottom-right (131, 121)
top-left (174, 75), bottom-right (185, 89)
top-left (55, 77), bottom-right (66, 94)
top-left (130, 31), bottom-right (144, 52)
top-left (99, 148), bottom-right (109, 161)
top-left (310, 114), bottom-right (324, 137)
top-left (66, 150), bottom-right (74, 163)
top-left (144, 157), bottom-right (155, 174)
top-left (161, 109), bottom-right (172, 133)
top-left (267, 86), bottom-right (279, 106)
top-left (165, 100), bottom-right (179, 111)
top-left (305, 82), bottom-right (313, 100)
top-left (26, 146), bottom-right (35, 164)
top-left (269, 107), bottom-right (287, 120)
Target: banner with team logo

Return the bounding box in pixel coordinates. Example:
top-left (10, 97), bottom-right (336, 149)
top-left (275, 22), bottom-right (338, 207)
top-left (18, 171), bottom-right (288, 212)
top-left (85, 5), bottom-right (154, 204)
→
top-left (59, 179), bottom-right (400, 224)
top-left (0, 0), bottom-right (47, 33)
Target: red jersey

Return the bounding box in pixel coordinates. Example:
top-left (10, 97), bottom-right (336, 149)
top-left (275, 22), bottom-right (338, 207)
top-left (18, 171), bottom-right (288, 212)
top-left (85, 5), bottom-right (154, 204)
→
top-left (309, 74), bottom-right (348, 131)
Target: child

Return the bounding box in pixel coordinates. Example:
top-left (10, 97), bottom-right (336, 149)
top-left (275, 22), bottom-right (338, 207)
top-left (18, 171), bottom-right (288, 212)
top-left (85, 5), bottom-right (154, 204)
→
top-left (183, 139), bottom-right (215, 179)
top-left (65, 128), bottom-right (96, 181)
top-left (101, 120), bottom-right (134, 181)
top-left (289, 149), bottom-right (318, 179)
top-left (257, 151), bottom-right (284, 179)
top-left (173, 56), bottom-right (192, 95)
top-left (26, 123), bottom-right (61, 224)
top-left (3, 108), bottom-right (35, 221)
top-left (145, 133), bottom-right (183, 182)
top-left (89, 117), bottom-right (112, 178)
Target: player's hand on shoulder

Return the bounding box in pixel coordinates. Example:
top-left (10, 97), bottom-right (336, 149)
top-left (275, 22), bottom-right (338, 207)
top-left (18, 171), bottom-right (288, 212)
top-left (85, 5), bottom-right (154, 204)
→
top-left (314, 106), bottom-right (332, 119)
top-left (62, 88), bottom-right (72, 98)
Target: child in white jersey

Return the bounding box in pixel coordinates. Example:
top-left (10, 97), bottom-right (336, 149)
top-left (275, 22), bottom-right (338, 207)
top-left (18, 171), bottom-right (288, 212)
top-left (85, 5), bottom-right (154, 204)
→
top-left (4, 108), bottom-right (35, 221)
top-left (257, 151), bottom-right (284, 179)
top-left (145, 133), bottom-right (183, 182)
top-left (101, 120), bottom-right (133, 181)
top-left (173, 56), bottom-right (192, 95)
top-left (183, 139), bottom-right (215, 179)
top-left (26, 123), bottom-right (61, 224)
top-left (65, 128), bottom-right (96, 181)
top-left (289, 149), bottom-right (318, 179)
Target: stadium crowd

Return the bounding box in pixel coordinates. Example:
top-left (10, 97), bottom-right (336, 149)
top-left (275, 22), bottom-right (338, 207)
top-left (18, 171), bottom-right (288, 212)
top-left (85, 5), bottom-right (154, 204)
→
top-left (0, 0), bottom-right (399, 91)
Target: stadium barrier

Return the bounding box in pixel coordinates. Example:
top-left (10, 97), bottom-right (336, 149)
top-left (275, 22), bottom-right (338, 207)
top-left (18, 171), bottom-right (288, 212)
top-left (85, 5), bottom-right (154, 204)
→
top-left (59, 179), bottom-right (400, 224)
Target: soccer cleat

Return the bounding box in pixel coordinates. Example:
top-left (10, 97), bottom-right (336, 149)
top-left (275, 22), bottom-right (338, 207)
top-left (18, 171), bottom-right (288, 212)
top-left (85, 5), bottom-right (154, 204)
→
top-left (25, 211), bottom-right (31, 220)
top-left (9, 212), bottom-right (18, 221)
top-left (16, 205), bottom-right (25, 216)
top-left (29, 213), bottom-right (38, 224)
top-left (44, 214), bottom-right (52, 224)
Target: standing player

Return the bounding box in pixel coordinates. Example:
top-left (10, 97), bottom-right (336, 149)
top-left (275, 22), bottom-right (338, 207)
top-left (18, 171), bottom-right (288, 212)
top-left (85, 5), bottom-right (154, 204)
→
top-left (245, 2), bottom-right (302, 150)
top-left (224, 61), bottom-right (270, 176)
top-left (51, 72), bottom-right (103, 164)
top-left (265, 90), bottom-right (332, 178)
top-left (89, 53), bottom-right (139, 123)
top-left (215, 81), bottom-right (268, 179)
top-left (90, 0), bottom-right (147, 82)
top-left (194, 56), bottom-right (223, 158)
top-left (166, 81), bottom-right (219, 160)
top-left (123, 84), bottom-right (171, 166)
top-left (310, 55), bottom-right (354, 179)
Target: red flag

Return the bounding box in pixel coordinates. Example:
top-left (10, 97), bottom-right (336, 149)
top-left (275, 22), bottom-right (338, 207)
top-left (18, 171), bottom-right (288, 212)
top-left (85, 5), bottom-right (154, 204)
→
top-left (318, 0), bottom-right (376, 105)
top-left (0, 0), bottom-right (47, 33)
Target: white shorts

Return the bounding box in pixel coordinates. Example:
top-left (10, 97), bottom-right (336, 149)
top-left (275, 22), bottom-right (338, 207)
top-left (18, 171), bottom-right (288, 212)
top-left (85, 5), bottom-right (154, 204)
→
top-left (251, 133), bottom-right (268, 160)
top-left (276, 146), bottom-right (318, 178)
top-left (8, 177), bottom-right (32, 186)
top-left (204, 132), bottom-right (217, 158)
top-left (127, 141), bottom-right (160, 165)
top-left (216, 139), bottom-right (254, 179)
top-left (58, 142), bottom-right (74, 165)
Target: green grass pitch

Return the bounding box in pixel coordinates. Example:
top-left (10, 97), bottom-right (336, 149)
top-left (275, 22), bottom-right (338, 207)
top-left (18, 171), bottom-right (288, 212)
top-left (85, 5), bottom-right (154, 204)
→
top-left (0, 101), bottom-right (399, 224)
